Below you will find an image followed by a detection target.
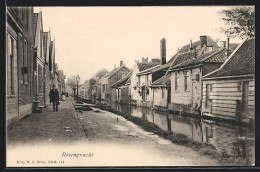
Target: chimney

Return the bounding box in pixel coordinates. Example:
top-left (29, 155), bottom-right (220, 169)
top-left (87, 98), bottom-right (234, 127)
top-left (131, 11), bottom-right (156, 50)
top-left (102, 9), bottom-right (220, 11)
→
top-left (194, 45), bottom-right (197, 58)
top-left (142, 57), bottom-right (148, 63)
top-left (160, 38), bottom-right (166, 65)
top-left (220, 41), bottom-right (226, 48)
top-left (120, 61), bottom-right (123, 67)
top-left (114, 64), bottom-right (116, 69)
top-left (189, 40), bottom-right (193, 51)
top-left (200, 35), bottom-right (207, 48)
top-left (227, 37), bottom-right (230, 57)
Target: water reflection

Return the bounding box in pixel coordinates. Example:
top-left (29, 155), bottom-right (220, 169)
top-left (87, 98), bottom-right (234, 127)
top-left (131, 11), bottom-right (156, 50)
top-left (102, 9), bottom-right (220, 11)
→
top-left (110, 103), bottom-right (255, 163)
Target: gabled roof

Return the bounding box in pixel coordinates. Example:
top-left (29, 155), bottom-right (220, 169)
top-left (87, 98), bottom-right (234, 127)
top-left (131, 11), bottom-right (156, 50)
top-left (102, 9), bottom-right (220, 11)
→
top-left (43, 32), bottom-right (48, 57)
top-left (33, 13), bottom-right (38, 35)
top-left (203, 38), bottom-right (255, 79)
top-left (102, 65), bottom-right (130, 79)
top-left (137, 63), bottom-right (170, 75)
top-left (111, 71), bottom-right (132, 88)
top-left (170, 48), bottom-right (226, 71)
top-left (150, 74), bottom-right (171, 87)
top-left (178, 36), bottom-right (219, 54)
top-left (137, 61), bottom-right (160, 72)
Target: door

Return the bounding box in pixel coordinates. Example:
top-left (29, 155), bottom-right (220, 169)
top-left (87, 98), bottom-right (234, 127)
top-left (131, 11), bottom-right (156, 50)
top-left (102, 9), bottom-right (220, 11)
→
top-left (205, 84), bottom-right (211, 109)
top-left (192, 83), bottom-right (197, 107)
top-left (242, 81), bottom-right (249, 113)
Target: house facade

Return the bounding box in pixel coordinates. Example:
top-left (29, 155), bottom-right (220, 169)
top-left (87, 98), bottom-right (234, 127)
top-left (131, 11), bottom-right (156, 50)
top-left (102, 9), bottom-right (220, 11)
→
top-left (100, 61), bottom-right (130, 105)
top-left (168, 48), bottom-right (228, 115)
top-left (111, 71), bottom-right (132, 104)
top-left (202, 38), bottom-right (255, 123)
top-left (6, 7), bottom-right (35, 125)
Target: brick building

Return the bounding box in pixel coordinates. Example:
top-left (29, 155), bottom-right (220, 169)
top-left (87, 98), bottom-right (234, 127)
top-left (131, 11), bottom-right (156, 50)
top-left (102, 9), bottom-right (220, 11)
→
top-left (6, 7), bottom-right (35, 125)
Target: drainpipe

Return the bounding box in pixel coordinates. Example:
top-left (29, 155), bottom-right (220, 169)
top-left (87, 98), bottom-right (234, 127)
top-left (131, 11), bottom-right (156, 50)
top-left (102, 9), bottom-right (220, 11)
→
top-left (200, 66), bottom-right (203, 119)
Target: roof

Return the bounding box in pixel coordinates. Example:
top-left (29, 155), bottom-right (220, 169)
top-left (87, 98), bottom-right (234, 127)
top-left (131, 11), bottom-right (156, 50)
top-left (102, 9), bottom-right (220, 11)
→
top-left (137, 63), bottom-right (170, 75)
top-left (102, 65), bottom-right (130, 79)
top-left (178, 36), bottom-right (219, 54)
top-left (150, 74), bottom-right (171, 87)
top-left (111, 71), bottom-right (132, 88)
top-left (170, 48), bottom-right (226, 70)
top-left (43, 32), bottom-right (48, 57)
top-left (204, 38), bottom-right (255, 79)
top-left (137, 61), bottom-right (160, 72)
top-left (33, 13), bottom-right (38, 35)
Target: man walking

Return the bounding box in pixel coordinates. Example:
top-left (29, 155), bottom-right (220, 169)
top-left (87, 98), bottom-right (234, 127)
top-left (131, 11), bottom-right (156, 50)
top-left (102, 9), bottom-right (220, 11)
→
top-left (49, 85), bottom-right (59, 111)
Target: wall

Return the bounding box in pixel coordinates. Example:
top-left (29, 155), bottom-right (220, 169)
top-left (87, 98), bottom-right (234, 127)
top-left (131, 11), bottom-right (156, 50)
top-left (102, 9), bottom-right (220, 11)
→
top-left (130, 62), bottom-right (142, 102)
top-left (202, 78), bottom-right (255, 121)
top-left (6, 22), bottom-right (19, 125)
top-left (152, 87), bottom-right (168, 108)
top-left (170, 67), bottom-right (202, 112)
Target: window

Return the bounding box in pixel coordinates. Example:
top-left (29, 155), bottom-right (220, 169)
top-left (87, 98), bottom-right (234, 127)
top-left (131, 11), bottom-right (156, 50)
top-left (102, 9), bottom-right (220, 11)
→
top-left (184, 71), bottom-right (190, 91)
top-left (238, 82), bottom-right (242, 91)
top-left (9, 36), bottom-right (15, 95)
top-left (162, 89), bottom-right (164, 98)
top-left (175, 72), bottom-right (179, 91)
top-left (207, 46), bottom-right (213, 52)
top-left (122, 71), bottom-right (126, 79)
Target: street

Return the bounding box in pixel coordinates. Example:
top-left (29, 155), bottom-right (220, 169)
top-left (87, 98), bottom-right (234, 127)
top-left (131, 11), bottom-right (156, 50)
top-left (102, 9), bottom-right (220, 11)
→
top-left (7, 97), bottom-right (221, 166)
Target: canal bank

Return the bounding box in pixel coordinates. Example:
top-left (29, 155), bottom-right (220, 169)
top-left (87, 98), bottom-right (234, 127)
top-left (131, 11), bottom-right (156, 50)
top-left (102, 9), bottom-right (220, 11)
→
top-left (96, 102), bottom-right (254, 166)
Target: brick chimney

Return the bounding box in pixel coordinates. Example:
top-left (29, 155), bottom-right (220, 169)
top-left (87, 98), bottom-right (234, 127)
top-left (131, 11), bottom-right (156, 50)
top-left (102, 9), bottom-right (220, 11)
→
top-left (189, 40), bottom-right (193, 51)
top-left (220, 41), bottom-right (226, 48)
top-left (200, 35), bottom-right (207, 48)
top-left (120, 61), bottom-right (123, 67)
top-left (160, 38), bottom-right (166, 65)
top-left (142, 57), bottom-right (148, 63)
top-left (227, 37), bottom-right (230, 57)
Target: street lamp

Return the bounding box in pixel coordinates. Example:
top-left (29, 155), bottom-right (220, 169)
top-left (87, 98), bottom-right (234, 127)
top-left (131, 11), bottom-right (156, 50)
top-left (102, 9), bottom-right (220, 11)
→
top-left (76, 75), bottom-right (80, 103)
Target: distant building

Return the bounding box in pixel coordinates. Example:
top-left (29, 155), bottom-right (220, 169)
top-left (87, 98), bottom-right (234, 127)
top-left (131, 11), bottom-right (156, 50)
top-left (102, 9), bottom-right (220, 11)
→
top-left (111, 71), bottom-right (132, 104)
top-left (202, 38), bottom-right (255, 123)
top-left (100, 61), bottom-right (131, 105)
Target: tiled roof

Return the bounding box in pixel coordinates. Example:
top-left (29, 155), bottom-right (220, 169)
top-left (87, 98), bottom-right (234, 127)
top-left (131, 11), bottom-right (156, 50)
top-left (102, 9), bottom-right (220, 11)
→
top-left (102, 65), bottom-right (129, 79)
top-left (43, 32), bottom-right (48, 57)
top-left (125, 76), bottom-right (131, 85)
top-left (170, 51), bottom-right (197, 68)
top-left (167, 53), bottom-right (178, 64)
top-left (33, 13), bottom-right (38, 35)
top-left (137, 63), bottom-right (170, 75)
top-left (151, 74), bottom-right (171, 86)
top-left (137, 61), bottom-right (160, 72)
top-left (178, 36), bottom-right (219, 54)
top-left (170, 48), bottom-right (226, 70)
top-left (204, 38), bottom-right (255, 78)
top-left (111, 71), bottom-right (132, 88)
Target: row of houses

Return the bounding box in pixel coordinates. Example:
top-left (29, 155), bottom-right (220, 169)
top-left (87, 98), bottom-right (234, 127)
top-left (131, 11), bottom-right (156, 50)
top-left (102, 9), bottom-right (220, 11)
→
top-left (95, 35), bottom-right (254, 124)
top-left (6, 7), bottom-right (66, 126)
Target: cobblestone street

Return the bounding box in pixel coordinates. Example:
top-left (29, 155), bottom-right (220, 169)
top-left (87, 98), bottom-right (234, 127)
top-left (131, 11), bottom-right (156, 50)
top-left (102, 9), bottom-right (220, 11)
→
top-left (7, 97), bottom-right (222, 166)
top-left (7, 97), bottom-right (82, 145)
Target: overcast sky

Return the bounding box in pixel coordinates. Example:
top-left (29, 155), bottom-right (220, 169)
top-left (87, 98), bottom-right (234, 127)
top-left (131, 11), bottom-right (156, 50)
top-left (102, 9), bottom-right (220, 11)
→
top-left (34, 6), bottom-right (242, 84)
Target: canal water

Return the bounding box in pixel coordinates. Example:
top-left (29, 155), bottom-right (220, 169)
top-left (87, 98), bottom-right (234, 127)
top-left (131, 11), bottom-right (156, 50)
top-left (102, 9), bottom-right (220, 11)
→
top-left (109, 103), bottom-right (255, 164)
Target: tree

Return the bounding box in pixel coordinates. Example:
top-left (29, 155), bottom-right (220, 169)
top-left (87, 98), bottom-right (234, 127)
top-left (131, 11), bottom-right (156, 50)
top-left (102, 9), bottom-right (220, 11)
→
top-left (88, 78), bottom-right (96, 102)
top-left (219, 6), bottom-right (255, 40)
top-left (95, 69), bottom-right (109, 79)
top-left (67, 75), bottom-right (77, 97)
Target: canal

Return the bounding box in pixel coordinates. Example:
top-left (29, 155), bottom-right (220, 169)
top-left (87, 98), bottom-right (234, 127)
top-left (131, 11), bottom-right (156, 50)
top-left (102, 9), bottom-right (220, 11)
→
top-left (109, 103), bottom-right (255, 165)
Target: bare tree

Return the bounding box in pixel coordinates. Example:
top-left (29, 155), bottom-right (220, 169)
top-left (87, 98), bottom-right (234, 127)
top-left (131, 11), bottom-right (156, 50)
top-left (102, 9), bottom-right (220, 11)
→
top-left (95, 69), bottom-right (109, 79)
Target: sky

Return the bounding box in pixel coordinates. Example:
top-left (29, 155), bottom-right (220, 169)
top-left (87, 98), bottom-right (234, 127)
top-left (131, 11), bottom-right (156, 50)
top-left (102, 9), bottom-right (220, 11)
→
top-left (34, 6), bottom-right (242, 84)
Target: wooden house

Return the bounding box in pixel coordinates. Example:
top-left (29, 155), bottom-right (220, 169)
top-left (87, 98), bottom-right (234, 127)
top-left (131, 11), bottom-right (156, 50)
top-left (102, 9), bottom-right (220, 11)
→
top-left (202, 38), bottom-right (255, 123)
